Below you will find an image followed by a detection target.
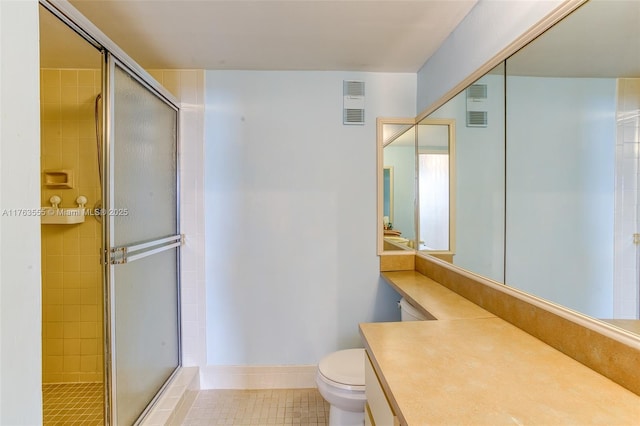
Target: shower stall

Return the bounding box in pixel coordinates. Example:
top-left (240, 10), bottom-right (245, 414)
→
top-left (39, 1), bottom-right (181, 424)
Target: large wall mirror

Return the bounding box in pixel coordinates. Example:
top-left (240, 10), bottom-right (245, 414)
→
top-left (379, 0), bottom-right (640, 338)
top-left (503, 0), bottom-right (640, 332)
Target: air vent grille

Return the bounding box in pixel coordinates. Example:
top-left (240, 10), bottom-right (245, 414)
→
top-left (467, 84), bottom-right (487, 99)
top-left (343, 80), bottom-right (365, 125)
top-left (344, 80), bottom-right (365, 97)
top-left (467, 111), bottom-right (488, 127)
top-left (344, 109), bottom-right (365, 124)
top-left (466, 84), bottom-right (488, 128)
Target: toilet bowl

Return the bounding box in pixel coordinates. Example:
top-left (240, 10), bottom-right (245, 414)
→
top-left (317, 300), bottom-right (427, 425)
top-left (316, 348), bottom-right (366, 426)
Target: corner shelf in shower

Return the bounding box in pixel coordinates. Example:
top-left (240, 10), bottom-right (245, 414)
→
top-left (41, 208), bottom-right (85, 225)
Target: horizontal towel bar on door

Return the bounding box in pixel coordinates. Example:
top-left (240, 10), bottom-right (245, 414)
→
top-left (109, 234), bottom-right (184, 265)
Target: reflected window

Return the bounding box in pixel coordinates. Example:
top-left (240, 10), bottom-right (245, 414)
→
top-left (419, 153), bottom-right (449, 250)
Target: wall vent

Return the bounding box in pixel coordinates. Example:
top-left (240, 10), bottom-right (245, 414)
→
top-left (467, 84), bottom-right (487, 99)
top-left (343, 80), bottom-right (365, 125)
top-left (467, 111), bottom-right (488, 127)
top-left (466, 83), bottom-right (488, 127)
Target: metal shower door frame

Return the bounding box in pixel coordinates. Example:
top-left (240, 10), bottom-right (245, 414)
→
top-left (38, 1), bottom-right (183, 424)
top-left (102, 53), bottom-right (182, 425)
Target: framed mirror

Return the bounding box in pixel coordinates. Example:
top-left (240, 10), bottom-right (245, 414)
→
top-left (377, 118), bottom-right (458, 261)
top-left (377, 118), bottom-right (416, 252)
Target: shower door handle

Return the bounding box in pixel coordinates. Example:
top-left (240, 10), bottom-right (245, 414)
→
top-left (109, 234), bottom-right (184, 265)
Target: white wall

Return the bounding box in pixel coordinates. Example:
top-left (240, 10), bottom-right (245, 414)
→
top-left (417, 0), bottom-right (563, 113)
top-left (0, 0), bottom-right (43, 424)
top-left (204, 71), bottom-right (415, 366)
top-left (506, 76), bottom-right (616, 318)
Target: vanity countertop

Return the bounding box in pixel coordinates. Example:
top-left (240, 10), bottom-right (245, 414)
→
top-left (382, 270), bottom-right (495, 320)
top-left (360, 271), bottom-right (640, 425)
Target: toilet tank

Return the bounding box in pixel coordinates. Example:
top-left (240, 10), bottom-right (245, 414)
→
top-left (398, 297), bottom-right (433, 321)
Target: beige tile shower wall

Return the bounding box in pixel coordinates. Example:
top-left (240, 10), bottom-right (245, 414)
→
top-left (41, 69), bottom-right (103, 384)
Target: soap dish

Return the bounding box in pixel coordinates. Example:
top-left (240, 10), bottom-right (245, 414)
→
top-left (41, 208), bottom-right (85, 225)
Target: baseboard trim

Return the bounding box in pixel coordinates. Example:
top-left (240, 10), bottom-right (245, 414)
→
top-left (200, 365), bottom-right (318, 389)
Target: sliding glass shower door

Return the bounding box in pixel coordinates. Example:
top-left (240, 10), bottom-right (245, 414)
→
top-left (104, 56), bottom-right (181, 425)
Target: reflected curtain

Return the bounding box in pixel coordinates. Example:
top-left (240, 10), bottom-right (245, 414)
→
top-left (419, 153), bottom-right (449, 250)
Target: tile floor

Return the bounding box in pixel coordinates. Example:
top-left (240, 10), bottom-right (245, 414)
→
top-left (42, 384), bottom-right (328, 425)
top-left (42, 382), bottom-right (104, 426)
top-left (182, 389), bottom-right (330, 426)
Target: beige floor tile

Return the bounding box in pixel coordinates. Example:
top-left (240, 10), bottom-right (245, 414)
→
top-left (183, 389), bottom-right (329, 426)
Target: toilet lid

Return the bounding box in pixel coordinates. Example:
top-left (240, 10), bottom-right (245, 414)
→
top-left (318, 348), bottom-right (365, 386)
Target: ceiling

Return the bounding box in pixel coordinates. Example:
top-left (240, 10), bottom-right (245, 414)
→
top-left (41, 1), bottom-right (640, 78)
top-left (42, 0), bottom-right (478, 72)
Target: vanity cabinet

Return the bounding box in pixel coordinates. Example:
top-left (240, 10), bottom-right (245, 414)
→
top-left (364, 352), bottom-right (398, 426)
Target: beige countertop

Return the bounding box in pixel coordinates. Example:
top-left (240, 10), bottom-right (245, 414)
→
top-left (361, 271), bottom-right (640, 425)
top-left (382, 270), bottom-right (495, 321)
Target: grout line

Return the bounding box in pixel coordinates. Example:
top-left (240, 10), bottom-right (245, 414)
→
top-left (42, 382), bottom-right (104, 426)
top-left (183, 388), bottom-right (329, 426)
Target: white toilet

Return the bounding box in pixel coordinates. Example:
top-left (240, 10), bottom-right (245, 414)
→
top-left (316, 348), bottom-right (366, 426)
top-left (316, 298), bottom-right (428, 425)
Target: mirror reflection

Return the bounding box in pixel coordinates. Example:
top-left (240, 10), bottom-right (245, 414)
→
top-left (406, 0), bottom-right (640, 336)
top-left (504, 0), bottom-right (640, 330)
top-left (382, 167), bottom-right (393, 225)
top-left (380, 120), bottom-right (416, 251)
top-left (416, 119), bottom-right (455, 254)
top-left (424, 64), bottom-right (505, 282)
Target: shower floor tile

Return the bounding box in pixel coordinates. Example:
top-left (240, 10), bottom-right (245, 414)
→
top-left (43, 382), bottom-right (104, 426)
top-left (183, 388), bottom-right (330, 426)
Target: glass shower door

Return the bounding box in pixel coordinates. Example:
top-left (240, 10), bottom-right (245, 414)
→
top-left (104, 57), bottom-right (181, 425)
